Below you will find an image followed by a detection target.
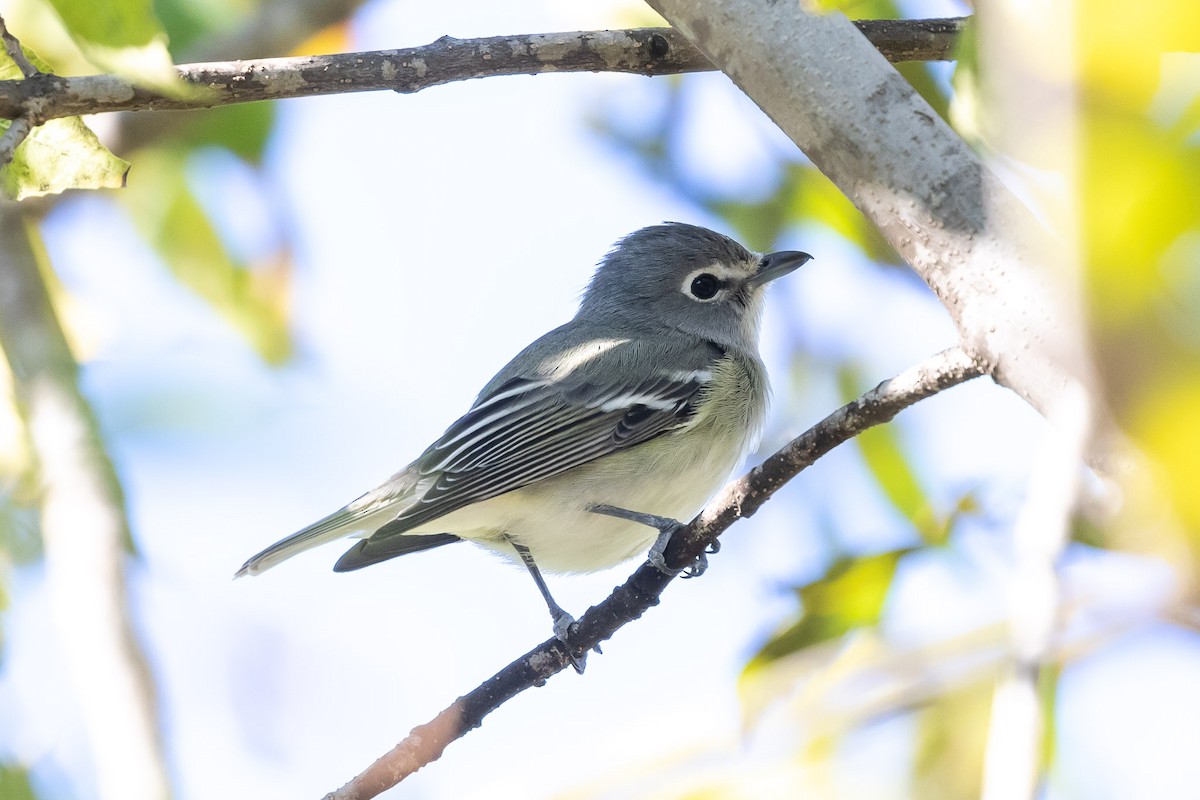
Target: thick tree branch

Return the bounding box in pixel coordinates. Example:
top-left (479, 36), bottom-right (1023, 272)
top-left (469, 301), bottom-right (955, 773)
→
top-left (647, 0), bottom-right (1093, 427)
top-left (0, 19), bottom-right (965, 123)
top-left (322, 346), bottom-right (986, 800)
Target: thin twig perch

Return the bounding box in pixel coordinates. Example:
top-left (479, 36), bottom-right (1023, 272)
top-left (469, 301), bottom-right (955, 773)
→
top-left (322, 346), bottom-right (986, 800)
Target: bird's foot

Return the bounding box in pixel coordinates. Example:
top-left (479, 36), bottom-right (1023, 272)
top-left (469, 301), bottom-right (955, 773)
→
top-left (509, 535), bottom-right (598, 673)
top-left (551, 610), bottom-right (596, 674)
top-left (589, 504), bottom-right (708, 578)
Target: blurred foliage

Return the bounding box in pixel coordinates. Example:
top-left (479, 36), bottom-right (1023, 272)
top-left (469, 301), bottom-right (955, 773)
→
top-left (591, 87), bottom-right (905, 260)
top-left (1038, 662), bottom-right (1060, 772)
top-left (947, 0), bottom-right (1200, 580)
top-left (1075, 1), bottom-right (1200, 572)
top-left (593, 6), bottom-right (988, 784)
top-left (0, 763), bottom-right (38, 800)
top-left (912, 682), bottom-right (992, 799)
top-left (0, 0), bottom-right (358, 548)
top-left (120, 147), bottom-right (293, 363)
top-left (41, 0), bottom-right (188, 93)
top-left (0, 1), bottom-right (354, 792)
top-left (949, 0), bottom-right (1200, 575)
top-left (0, 0), bottom-right (300, 350)
top-left (0, 0), bottom-right (1194, 795)
top-left (746, 550), bottom-right (909, 677)
top-left (597, 0), bottom-right (1200, 796)
top-left (173, 101), bottom-right (276, 163)
top-left (153, 0), bottom-right (253, 56)
top-left (838, 365), bottom-right (979, 545)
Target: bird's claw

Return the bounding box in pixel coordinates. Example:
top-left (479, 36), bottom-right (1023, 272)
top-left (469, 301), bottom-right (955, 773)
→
top-left (679, 539), bottom-right (720, 578)
top-left (589, 503), bottom-right (715, 578)
top-left (649, 527), bottom-right (709, 578)
top-left (552, 612), bottom-right (591, 673)
top-left (646, 527), bottom-right (684, 577)
top-left (681, 550), bottom-right (708, 579)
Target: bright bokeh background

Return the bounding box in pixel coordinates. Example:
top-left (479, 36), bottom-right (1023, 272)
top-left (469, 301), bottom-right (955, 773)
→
top-left (1, 1), bottom-right (1199, 798)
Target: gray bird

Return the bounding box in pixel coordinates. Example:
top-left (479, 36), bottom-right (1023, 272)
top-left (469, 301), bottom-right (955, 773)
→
top-left (237, 223), bottom-right (810, 660)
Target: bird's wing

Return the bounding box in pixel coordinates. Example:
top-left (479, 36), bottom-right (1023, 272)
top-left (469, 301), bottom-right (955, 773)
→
top-left (238, 333), bottom-right (722, 577)
top-left (365, 339), bottom-right (723, 538)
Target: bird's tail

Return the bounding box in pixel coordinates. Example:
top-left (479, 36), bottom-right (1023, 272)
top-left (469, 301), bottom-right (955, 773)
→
top-left (235, 475), bottom-right (420, 577)
top-left (235, 502), bottom-right (398, 577)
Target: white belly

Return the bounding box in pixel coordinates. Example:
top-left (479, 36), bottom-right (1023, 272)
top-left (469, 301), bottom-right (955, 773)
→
top-left (405, 352), bottom-right (768, 573)
top-left (406, 427), bottom-right (746, 573)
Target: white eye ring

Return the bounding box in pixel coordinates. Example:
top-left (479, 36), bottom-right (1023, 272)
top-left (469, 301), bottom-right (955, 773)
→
top-left (682, 269), bottom-right (723, 302)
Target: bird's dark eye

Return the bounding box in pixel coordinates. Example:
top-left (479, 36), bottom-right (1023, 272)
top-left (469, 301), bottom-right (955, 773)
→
top-left (689, 273), bottom-right (720, 300)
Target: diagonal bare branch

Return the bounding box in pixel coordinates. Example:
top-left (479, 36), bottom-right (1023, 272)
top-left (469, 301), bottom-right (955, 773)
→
top-left (0, 19), bottom-right (966, 124)
top-left (321, 346), bottom-right (986, 800)
top-left (0, 14), bottom-right (39, 78)
top-left (0, 114), bottom-right (32, 166)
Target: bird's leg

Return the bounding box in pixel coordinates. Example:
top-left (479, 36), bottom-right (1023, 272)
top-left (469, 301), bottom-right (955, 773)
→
top-left (588, 504), bottom-right (709, 578)
top-left (507, 537), bottom-right (589, 673)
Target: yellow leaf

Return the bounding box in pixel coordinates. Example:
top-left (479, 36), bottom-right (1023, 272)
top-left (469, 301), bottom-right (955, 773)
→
top-left (1128, 372), bottom-right (1200, 533)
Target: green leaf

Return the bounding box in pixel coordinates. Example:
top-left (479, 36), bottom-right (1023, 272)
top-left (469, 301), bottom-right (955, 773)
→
top-left (912, 684), bottom-right (992, 800)
top-left (176, 102), bottom-right (277, 164)
top-left (0, 564), bottom-right (7, 665)
top-left (711, 163), bottom-right (901, 262)
top-left (0, 40), bottom-right (55, 78)
top-left (837, 366), bottom-right (980, 545)
top-left (746, 549), bottom-right (907, 673)
top-left (1039, 662), bottom-right (1060, 772)
top-left (121, 149), bottom-right (293, 363)
top-left (42, 0), bottom-right (189, 95)
top-left (0, 116), bottom-right (130, 200)
top-left (0, 492), bottom-right (43, 566)
top-left (897, 60), bottom-right (951, 123)
top-left (0, 42), bottom-right (130, 199)
top-left (839, 363), bottom-right (942, 543)
top-left (0, 763), bottom-right (38, 800)
top-left (707, 197), bottom-right (788, 252)
top-left (787, 163), bottom-right (901, 264)
top-left (809, 0), bottom-right (901, 17)
top-left (949, 19), bottom-right (983, 145)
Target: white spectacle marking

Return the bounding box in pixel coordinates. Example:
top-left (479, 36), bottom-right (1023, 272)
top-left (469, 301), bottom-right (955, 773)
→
top-left (679, 261), bottom-right (760, 302)
top-left (680, 268), bottom-right (722, 302)
top-left (696, 262), bottom-right (750, 281)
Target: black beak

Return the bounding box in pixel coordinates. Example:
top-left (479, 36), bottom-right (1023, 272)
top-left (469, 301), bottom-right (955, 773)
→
top-left (747, 250), bottom-right (813, 289)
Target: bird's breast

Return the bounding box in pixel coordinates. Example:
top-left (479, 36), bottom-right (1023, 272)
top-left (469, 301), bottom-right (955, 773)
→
top-left (430, 353), bottom-right (770, 574)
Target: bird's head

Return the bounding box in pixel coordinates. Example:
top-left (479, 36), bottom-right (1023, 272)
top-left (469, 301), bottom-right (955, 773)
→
top-left (579, 223), bottom-right (811, 348)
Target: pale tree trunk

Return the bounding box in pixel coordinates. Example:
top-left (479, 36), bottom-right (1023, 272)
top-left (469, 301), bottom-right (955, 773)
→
top-left (643, 2), bottom-right (1094, 798)
top-left (645, 0), bottom-right (1092, 414)
top-left (0, 204), bottom-right (171, 800)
